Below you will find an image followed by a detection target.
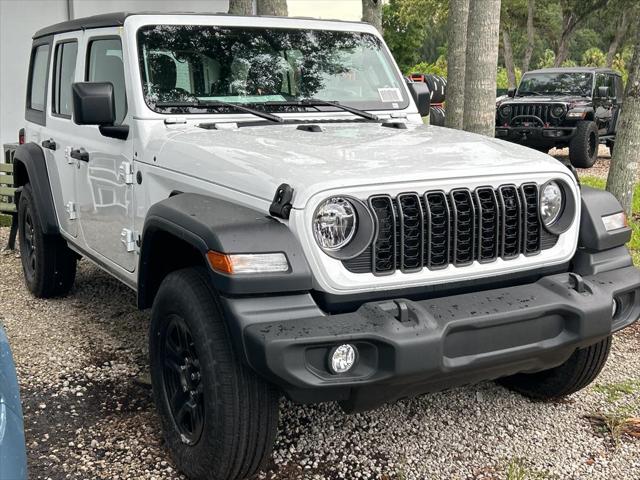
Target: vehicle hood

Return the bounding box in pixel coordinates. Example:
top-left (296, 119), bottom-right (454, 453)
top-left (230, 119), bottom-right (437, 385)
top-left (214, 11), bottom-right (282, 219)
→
top-left (499, 95), bottom-right (590, 105)
top-left (159, 121), bottom-right (570, 208)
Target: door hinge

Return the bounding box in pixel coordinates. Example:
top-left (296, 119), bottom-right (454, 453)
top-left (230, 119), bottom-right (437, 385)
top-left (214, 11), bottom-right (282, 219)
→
top-left (64, 146), bottom-right (74, 164)
top-left (119, 162), bottom-right (134, 185)
top-left (121, 228), bottom-right (136, 252)
top-left (65, 201), bottom-right (77, 220)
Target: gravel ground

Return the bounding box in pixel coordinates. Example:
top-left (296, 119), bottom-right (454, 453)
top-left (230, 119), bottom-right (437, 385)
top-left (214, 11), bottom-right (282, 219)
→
top-left (2, 149), bottom-right (640, 479)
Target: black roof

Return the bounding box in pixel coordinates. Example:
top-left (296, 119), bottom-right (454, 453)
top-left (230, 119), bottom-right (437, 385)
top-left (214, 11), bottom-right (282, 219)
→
top-left (526, 67), bottom-right (621, 76)
top-left (34, 12), bottom-right (128, 39)
top-left (33, 11), bottom-right (364, 39)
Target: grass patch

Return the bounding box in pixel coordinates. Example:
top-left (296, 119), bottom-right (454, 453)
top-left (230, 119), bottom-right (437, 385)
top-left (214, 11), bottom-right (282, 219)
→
top-left (579, 175), bottom-right (640, 261)
top-left (0, 214), bottom-right (12, 227)
top-left (586, 404), bottom-right (640, 447)
top-left (505, 458), bottom-right (554, 480)
top-left (593, 379), bottom-right (640, 403)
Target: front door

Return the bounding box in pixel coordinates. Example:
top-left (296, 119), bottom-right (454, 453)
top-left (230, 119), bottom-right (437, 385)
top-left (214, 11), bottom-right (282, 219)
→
top-left (74, 33), bottom-right (136, 272)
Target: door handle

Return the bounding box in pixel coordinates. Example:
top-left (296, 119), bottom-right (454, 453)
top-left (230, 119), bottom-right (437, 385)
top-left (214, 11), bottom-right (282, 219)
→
top-left (41, 139), bottom-right (57, 151)
top-left (70, 148), bottom-right (89, 162)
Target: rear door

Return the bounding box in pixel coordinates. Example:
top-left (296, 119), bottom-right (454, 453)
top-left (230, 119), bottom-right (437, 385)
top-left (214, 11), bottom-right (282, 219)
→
top-left (44, 35), bottom-right (80, 237)
top-left (74, 32), bottom-right (136, 272)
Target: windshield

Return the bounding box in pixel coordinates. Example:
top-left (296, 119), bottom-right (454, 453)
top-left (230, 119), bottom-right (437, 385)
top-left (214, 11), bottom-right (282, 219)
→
top-left (136, 25), bottom-right (408, 114)
top-left (517, 72), bottom-right (593, 97)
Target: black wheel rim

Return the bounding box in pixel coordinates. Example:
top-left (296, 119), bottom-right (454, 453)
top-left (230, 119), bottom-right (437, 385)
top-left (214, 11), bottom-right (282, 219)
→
top-left (161, 315), bottom-right (205, 445)
top-left (22, 207), bottom-right (37, 278)
top-left (588, 132), bottom-right (597, 158)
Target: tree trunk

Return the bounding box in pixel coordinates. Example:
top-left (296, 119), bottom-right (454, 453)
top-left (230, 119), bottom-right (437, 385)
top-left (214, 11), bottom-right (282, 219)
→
top-left (362, 0), bottom-right (383, 33)
top-left (463, 0), bottom-right (502, 136)
top-left (444, 0), bottom-right (470, 130)
top-left (606, 27), bottom-right (640, 216)
top-left (522, 0), bottom-right (535, 72)
top-left (228, 0), bottom-right (254, 15)
top-left (606, 11), bottom-right (629, 68)
top-left (256, 0), bottom-right (287, 16)
top-left (554, 12), bottom-right (577, 67)
top-left (502, 28), bottom-right (517, 89)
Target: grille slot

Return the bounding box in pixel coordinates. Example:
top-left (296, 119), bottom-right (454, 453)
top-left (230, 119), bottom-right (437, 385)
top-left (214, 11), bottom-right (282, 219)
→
top-left (450, 189), bottom-right (476, 266)
top-left (425, 192), bottom-right (450, 269)
top-left (397, 193), bottom-right (424, 272)
top-left (497, 185), bottom-right (522, 259)
top-left (369, 195), bottom-right (396, 275)
top-left (520, 183), bottom-right (541, 254)
top-left (475, 187), bottom-right (500, 262)
top-left (343, 183), bottom-right (558, 275)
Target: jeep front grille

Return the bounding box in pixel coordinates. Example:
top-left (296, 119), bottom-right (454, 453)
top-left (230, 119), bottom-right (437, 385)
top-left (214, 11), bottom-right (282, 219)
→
top-left (343, 184), bottom-right (558, 275)
top-left (500, 103), bottom-right (564, 126)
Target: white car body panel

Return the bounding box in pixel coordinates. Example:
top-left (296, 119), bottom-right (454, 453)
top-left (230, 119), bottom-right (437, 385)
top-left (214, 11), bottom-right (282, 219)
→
top-left (24, 14), bottom-right (582, 296)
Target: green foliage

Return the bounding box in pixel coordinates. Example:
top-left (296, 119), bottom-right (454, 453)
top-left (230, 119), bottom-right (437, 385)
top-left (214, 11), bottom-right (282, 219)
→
top-left (537, 49), bottom-right (556, 68)
top-left (581, 47), bottom-right (606, 67)
top-left (382, 0), bottom-right (447, 72)
top-left (0, 215), bottom-right (11, 227)
top-left (497, 67), bottom-right (523, 89)
top-left (406, 55), bottom-right (447, 77)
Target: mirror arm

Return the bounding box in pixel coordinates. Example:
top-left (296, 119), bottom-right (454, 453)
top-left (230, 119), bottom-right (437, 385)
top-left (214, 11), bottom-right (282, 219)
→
top-left (99, 124), bottom-right (129, 140)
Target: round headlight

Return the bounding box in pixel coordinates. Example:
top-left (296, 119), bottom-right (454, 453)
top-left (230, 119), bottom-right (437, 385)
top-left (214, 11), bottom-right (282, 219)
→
top-left (500, 105), bottom-right (512, 117)
top-left (313, 197), bottom-right (357, 251)
top-left (551, 105), bottom-right (565, 118)
top-left (540, 181), bottom-right (564, 226)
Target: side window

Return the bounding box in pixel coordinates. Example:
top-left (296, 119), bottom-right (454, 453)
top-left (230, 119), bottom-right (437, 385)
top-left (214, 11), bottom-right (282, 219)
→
top-left (614, 76), bottom-right (624, 99)
top-left (28, 44), bottom-right (50, 112)
top-left (87, 38), bottom-right (127, 124)
top-left (53, 41), bottom-right (78, 117)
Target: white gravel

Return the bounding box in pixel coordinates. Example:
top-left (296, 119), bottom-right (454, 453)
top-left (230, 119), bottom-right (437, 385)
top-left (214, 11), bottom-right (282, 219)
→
top-left (1, 223), bottom-right (639, 480)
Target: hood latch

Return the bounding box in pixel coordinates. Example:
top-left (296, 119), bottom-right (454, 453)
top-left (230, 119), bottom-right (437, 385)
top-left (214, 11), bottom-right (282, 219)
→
top-left (270, 183), bottom-right (294, 219)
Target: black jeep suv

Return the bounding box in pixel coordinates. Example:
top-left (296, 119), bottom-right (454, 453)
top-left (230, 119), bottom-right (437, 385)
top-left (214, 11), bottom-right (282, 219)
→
top-left (495, 67), bottom-right (623, 168)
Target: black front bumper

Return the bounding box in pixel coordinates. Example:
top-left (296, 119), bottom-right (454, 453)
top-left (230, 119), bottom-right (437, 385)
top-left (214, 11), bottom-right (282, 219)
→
top-left (495, 125), bottom-right (577, 147)
top-left (225, 265), bottom-right (640, 412)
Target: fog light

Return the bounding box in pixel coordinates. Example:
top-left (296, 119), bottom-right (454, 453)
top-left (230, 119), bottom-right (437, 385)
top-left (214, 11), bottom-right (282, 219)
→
top-left (328, 344), bottom-right (357, 374)
top-left (612, 297), bottom-right (622, 318)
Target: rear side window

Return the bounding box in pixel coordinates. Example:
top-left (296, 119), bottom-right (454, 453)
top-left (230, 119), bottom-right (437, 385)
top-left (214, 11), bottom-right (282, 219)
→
top-left (29, 44), bottom-right (50, 111)
top-left (53, 41), bottom-right (78, 117)
top-left (87, 38), bottom-right (127, 124)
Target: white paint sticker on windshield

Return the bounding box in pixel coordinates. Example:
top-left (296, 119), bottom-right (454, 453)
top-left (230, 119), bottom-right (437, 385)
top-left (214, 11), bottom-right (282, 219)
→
top-left (378, 88), bottom-right (403, 103)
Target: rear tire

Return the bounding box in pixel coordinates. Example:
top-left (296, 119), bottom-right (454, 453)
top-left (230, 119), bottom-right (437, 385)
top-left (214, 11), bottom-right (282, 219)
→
top-left (569, 121), bottom-right (599, 168)
top-left (150, 267), bottom-right (279, 480)
top-left (18, 183), bottom-right (76, 298)
top-left (499, 336), bottom-right (611, 400)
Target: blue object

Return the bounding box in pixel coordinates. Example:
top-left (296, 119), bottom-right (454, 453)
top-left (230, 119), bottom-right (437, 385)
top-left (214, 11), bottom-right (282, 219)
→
top-left (0, 325), bottom-right (27, 480)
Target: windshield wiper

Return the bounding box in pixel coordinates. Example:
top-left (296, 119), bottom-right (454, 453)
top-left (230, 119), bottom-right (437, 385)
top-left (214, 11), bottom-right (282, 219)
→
top-left (517, 91), bottom-right (544, 96)
top-left (260, 99), bottom-right (380, 121)
top-left (301, 98), bottom-right (380, 121)
top-left (155, 100), bottom-right (284, 123)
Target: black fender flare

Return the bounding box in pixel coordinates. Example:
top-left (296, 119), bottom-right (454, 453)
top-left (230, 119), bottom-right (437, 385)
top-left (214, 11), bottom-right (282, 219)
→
top-left (12, 142), bottom-right (59, 235)
top-left (579, 186), bottom-right (631, 251)
top-left (138, 193), bottom-right (313, 306)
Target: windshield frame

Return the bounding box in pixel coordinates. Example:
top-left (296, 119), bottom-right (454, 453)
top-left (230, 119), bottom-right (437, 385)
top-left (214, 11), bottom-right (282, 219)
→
top-left (134, 23), bottom-right (411, 116)
top-left (516, 71), bottom-right (595, 98)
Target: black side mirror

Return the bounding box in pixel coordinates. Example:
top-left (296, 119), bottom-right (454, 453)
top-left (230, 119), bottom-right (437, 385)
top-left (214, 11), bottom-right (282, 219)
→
top-left (507, 88), bottom-right (516, 97)
top-left (72, 82), bottom-right (128, 140)
top-left (407, 81), bottom-right (430, 117)
top-left (598, 86), bottom-right (610, 98)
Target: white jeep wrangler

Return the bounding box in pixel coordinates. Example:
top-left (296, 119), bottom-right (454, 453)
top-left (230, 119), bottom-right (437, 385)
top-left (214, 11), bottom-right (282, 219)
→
top-left (14, 12), bottom-right (640, 480)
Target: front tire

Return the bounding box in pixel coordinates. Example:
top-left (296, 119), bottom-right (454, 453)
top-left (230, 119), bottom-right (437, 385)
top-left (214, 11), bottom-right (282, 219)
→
top-left (18, 183), bottom-right (76, 298)
top-left (150, 267), bottom-right (279, 480)
top-left (499, 336), bottom-right (611, 400)
top-left (569, 121), bottom-right (599, 168)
